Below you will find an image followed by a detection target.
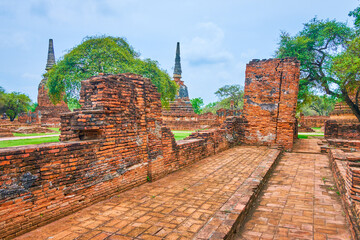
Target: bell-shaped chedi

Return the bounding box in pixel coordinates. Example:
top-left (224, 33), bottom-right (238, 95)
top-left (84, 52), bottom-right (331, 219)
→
top-left (35, 39), bottom-right (69, 126)
top-left (162, 43), bottom-right (198, 129)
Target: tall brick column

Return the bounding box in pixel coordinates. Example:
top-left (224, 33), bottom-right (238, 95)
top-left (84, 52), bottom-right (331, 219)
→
top-left (243, 58), bottom-right (300, 150)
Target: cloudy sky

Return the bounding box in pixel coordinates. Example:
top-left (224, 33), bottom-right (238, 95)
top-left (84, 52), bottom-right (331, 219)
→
top-left (0, 0), bottom-right (359, 104)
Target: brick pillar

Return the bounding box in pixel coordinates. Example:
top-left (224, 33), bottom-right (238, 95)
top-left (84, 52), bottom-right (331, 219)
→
top-left (243, 58), bottom-right (300, 150)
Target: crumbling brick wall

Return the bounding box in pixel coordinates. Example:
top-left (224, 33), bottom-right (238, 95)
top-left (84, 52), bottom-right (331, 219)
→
top-left (325, 120), bottom-right (360, 140)
top-left (243, 58), bottom-right (300, 150)
top-left (299, 115), bottom-right (329, 128)
top-left (0, 73), bottom-right (245, 239)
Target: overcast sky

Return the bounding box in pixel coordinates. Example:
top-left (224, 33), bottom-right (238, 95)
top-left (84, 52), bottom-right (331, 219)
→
top-left (0, 0), bottom-right (359, 104)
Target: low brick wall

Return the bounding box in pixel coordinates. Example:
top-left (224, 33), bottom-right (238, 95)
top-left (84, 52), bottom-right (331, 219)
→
top-left (328, 149), bottom-right (360, 239)
top-left (325, 120), bottom-right (360, 140)
top-left (0, 74), bottom-right (245, 239)
top-left (300, 116), bottom-right (329, 128)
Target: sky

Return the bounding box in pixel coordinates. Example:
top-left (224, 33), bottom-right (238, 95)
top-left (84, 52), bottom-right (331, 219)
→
top-left (0, 0), bottom-right (359, 105)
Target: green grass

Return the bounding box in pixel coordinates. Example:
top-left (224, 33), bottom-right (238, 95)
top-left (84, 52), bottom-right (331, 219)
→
top-left (13, 132), bottom-right (59, 137)
top-left (172, 130), bottom-right (194, 141)
top-left (49, 128), bottom-right (60, 132)
top-left (298, 133), bottom-right (324, 139)
top-left (0, 136), bottom-right (59, 148)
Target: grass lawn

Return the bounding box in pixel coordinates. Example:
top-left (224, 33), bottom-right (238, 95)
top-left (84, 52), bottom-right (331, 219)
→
top-left (171, 130), bottom-right (194, 141)
top-left (0, 136), bottom-right (59, 148)
top-left (298, 132), bottom-right (324, 139)
top-left (13, 132), bottom-right (59, 137)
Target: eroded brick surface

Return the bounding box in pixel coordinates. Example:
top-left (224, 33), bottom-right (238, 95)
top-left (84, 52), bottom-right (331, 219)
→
top-left (243, 58), bottom-right (300, 150)
top-left (237, 139), bottom-right (352, 240)
top-left (15, 146), bottom-right (276, 240)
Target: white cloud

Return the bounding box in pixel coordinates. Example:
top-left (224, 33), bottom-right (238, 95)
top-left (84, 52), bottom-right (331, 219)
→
top-left (183, 22), bottom-right (234, 66)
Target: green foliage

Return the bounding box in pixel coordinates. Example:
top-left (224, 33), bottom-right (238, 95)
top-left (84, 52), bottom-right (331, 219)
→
top-left (202, 102), bottom-right (221, 114)
top-left (301, 95), bottom-right (337, 116)
top-left (0, 86), bottom-right (5, 113)
top-left (332, 36), bottom-right (360, 103)
top-left (3, 92), bottom-right (31, 121)
top-left (202, 84), bottom-right (244, 114)
top-left (215, 85), bottom-right (244, 109)
top-left (45, 36), bottom-right (177, 107)
top-left (275, 16), bottom-right (360, 121)
top-left (349, 6), bottom-right (360, 32)
top-left (27, 102), bottom-right (38, 112)
top-left (190, 97), bottom-right (204, 114)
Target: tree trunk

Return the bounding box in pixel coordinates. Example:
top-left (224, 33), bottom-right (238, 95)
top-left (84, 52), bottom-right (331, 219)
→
top-left (342, 89), bottom-right (360, 122)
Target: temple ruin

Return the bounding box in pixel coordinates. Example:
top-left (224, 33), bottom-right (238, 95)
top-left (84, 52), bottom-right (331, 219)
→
top-left (18, 39), bottom-right (69, 126)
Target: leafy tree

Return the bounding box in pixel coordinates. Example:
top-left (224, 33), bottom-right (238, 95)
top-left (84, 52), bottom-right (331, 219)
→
top-left (202, 102), bottom-right (220, 114)
top-left (332, 36), bottom-right (360, 120)
top-left (46, 36), bottom-right (177, 107)
top-left (275, 17), bottom-right (360, 120)
top-left (3, 92), bottom-right (31, 121)
top-left (215, 84), bottom-right (244, 109)
top-left (301, 95), bottom-right (337, 116)
top-left (0, 87), bottom-right (5, 114)
top-left (190, 97), bottom-right (204, 114)
top-left (27, 102), bottom-right (38, 112)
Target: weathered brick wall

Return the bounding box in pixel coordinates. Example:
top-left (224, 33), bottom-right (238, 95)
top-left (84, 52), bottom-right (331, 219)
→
top-left (328, 149), bottom-right (360, 239)
top-left (325, 120), bottom-right (360, 140)
top-left (0, 73), bottom-right (245, 239)
top-left (300, 115), bottom-right (329, 128)
top-left (243, 58), bottom-right (300, 150)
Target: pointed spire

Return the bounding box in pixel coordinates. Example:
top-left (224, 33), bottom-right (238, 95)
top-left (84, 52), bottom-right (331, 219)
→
top-left (45, 39), bottom-right (55, 71)
top-left (173, 42), bottom-right (182, 76)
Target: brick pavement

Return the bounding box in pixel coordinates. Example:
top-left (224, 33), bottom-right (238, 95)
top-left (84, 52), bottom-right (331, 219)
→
top-left (237, 139), bottom-right (352, 239)
top-left (15, 146), bottom-right (277, 240)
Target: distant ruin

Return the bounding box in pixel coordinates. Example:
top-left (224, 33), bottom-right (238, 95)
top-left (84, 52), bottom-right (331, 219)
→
top-left (18, 39), bottom-right (69, 126)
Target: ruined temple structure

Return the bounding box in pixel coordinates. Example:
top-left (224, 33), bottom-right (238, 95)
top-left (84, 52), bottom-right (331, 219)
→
top-left (0, 57), bottom-right (302, 239)
top-left (243, 58), bottom-right (300, 150)
top-left (19, 39), bottom-right (69, 126)
top-left (162, 42), bottom-right (199, 129)
top-left (329, 93), bottom-right (360, 123)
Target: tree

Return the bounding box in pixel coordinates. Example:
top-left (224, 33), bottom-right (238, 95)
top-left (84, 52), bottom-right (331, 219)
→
top-left (332, 36), bottom-right (360, 119)
top-left (0, 87), bottom-right (5, 114)
top-left (275, 17), bottom-right (360, 120)
top-left (46, 36), bottom-right (177, 107)
top-left (3, 92), bottom-right (31, 121)
top-left (301, 95), bottom-right (337, 116)
top-left (215, 84), bottom-right (244, 109)
top-left (190, 97), bottom-right (204, 114)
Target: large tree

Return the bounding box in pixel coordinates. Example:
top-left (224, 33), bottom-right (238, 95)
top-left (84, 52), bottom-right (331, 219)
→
top-left (275, 17), bottom-right (360, 121)
top-left (46, 36), bottom-right (177, 107)
top-left (3, 92), bottom-right (31, 121)
top-left (215, 84), bottom-right (244, 109)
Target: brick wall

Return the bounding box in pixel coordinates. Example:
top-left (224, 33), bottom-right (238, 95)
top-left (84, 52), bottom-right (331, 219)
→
top-left (325, 120), bottom-right (360, 140)
top-left (242, 58), bottom-right (300, 150)
top-left (0, 73), bottom-right (245, 239)
top-left (299, 115), bottom-right (329, 128)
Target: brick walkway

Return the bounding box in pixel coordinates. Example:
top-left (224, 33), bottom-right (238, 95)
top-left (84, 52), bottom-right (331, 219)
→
top-left (16, 146), bottom-right (276, 240)
top-left (237, 139), bottom-right (352, 239)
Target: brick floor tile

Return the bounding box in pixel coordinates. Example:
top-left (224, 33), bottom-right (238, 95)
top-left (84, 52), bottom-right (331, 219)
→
top-left (236, 139), bottom-right (352, 239)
